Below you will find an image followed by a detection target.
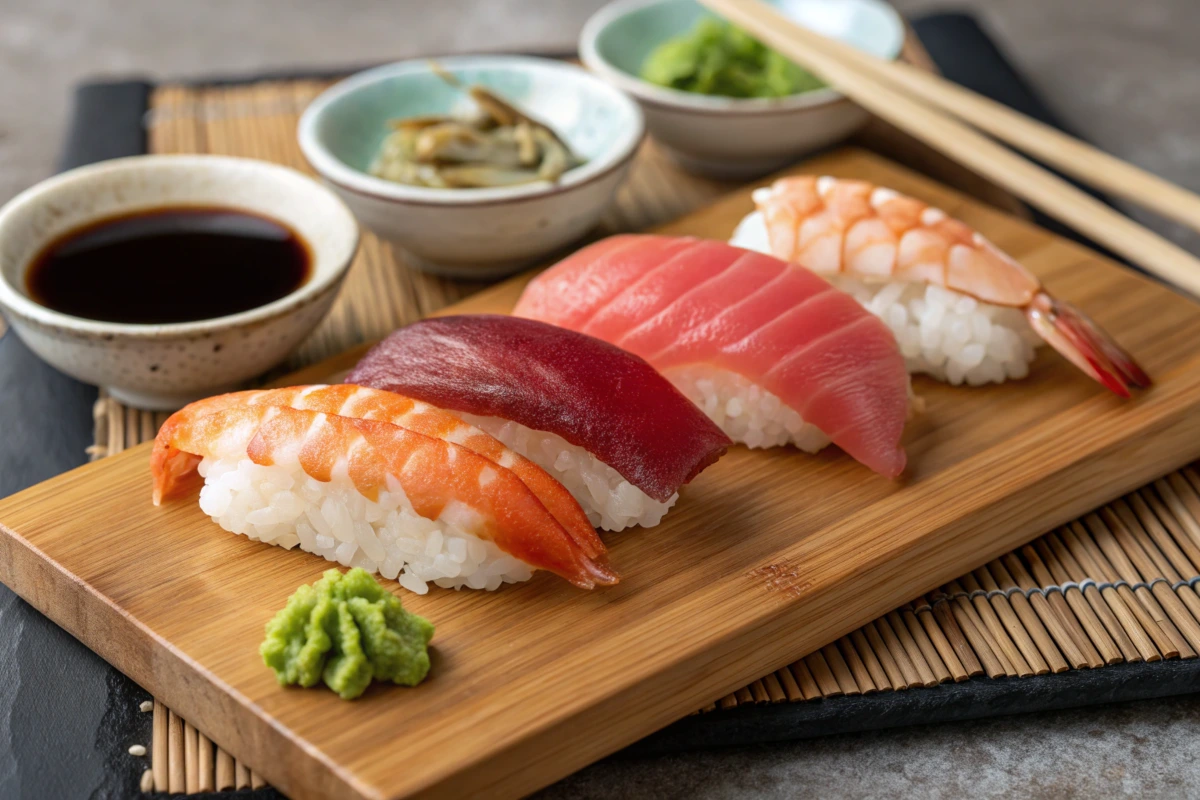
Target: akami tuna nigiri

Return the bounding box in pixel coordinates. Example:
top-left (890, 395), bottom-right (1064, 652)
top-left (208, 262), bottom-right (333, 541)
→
top-left (514, 234), bottom-right (911, 478)
top-left (731, 176), bottom-right (1150, 394)
top-left (153, 397), bottom-right (617, 593)
top-left (347, 315), bottom-right (731, 530)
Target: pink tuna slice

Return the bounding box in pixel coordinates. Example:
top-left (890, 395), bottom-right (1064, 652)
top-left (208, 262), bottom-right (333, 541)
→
top-left (513, 234), bottom-right (910, 478)
top-left (346, 314), bottom-right (731, 502)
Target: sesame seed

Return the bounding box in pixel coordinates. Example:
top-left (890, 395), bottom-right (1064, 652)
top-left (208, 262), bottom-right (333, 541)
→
top-left (140, 769), bottom-right (154, 793)
top-left (139, 700), bottom-right (153, 713)
top-left (128, 744), bottom-right (146, 757)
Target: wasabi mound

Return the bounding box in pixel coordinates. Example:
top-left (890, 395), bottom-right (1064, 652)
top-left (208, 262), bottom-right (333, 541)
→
top-left (260, 568), bottom-right (434, 699)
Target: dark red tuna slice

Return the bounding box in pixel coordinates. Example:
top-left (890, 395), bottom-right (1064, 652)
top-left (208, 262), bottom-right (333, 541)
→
top-left (346, 314), bottom-right (731, 502)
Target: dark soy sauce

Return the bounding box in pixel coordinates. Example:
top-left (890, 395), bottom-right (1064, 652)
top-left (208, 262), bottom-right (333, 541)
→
top-left (26, 206), bottom-right (311, 324)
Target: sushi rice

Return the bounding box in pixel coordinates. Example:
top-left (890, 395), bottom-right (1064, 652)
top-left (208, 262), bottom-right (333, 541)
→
top-left (457, 413), bottom-right (677, 532)
top-left (664, 365), bottom-right (831, 452)
top-left (196, 456), bottom-right (534, 595)
top-left (731, 211), bottom-right (1041, 386)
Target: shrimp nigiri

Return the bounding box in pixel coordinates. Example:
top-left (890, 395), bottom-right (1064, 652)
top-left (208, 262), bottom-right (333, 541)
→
top-left (152, 384), bottom-right (605, 561)
top-left (732, 175), bottom-right (1150, 395)
top-left (152, 399), bottom-right (617, 593)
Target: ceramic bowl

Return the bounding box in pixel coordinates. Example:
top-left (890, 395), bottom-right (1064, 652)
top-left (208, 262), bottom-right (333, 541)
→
top-left (580, 0), bottom-right (904, 178)
top-left (297, 55), bottom-right (644, 279)
top-left (0, 155), bottom-right (359, 410)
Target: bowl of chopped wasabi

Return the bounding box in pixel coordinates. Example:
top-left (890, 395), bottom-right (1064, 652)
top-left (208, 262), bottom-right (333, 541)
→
top-left (579, 0), bottom-right (905, 178)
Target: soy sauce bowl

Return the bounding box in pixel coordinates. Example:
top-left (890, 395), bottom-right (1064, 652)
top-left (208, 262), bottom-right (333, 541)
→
top-left (0, 155), bottom-right (359, 410)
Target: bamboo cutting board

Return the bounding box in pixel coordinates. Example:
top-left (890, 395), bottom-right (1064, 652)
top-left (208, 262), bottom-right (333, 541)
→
top-left (3, 149), bottom-right (1200, 800)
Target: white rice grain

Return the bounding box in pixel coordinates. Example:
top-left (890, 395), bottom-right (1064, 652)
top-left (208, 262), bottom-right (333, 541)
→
top-left (198, 456), bottom-right (534, 594)
top-left (665, 366), bottom-right (832, 453)
top-left (829, 276), bottom-right (1040, 386)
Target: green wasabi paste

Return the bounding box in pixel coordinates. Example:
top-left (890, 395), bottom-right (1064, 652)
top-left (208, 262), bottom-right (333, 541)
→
top-left (260, 568), bottom-right (434, 700)
top-left (641, 18), bottom-right (826, 99)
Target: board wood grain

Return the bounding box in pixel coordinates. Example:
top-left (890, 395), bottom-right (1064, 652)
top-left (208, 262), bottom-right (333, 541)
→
top-left (3, 149), bottom-right (1200, 800)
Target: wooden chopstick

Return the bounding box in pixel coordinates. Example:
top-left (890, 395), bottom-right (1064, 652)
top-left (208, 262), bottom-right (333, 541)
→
top-left (697, 0), bottom-right (1200, 298)
top-left (705, 0), bottom-right (1200, 234)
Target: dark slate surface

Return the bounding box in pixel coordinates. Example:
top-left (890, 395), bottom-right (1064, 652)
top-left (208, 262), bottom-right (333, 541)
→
top-left (0, 79), bottom-right (154, 800)
top-left (0, 14), bottom-right (1195, 800)
top-left (0, 330), bottom-right (109, 799)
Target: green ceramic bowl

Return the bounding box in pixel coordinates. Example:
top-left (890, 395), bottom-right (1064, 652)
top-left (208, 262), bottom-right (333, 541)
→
top-left (580, 0), bottom-right (905, 177)
top-left (298, 55), bottom-right (644, 277)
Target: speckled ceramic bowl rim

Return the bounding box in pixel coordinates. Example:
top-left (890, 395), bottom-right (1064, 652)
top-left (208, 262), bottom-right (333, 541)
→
top-left (579, 0), bottom-right (904, 115)
top-left (0, 155), bottom-right (360, 339)
top-left (296, 55), bottom-right (646, 207)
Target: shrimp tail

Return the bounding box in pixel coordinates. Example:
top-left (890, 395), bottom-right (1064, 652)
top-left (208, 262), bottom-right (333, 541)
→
top-left (582, 555), bottom-right (620, 588)
top-left (1026, 292), bottom-right (1151, 397)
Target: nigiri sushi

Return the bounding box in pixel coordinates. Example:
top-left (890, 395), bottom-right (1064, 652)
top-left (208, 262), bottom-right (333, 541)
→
top-left (153, 384), bottom-right (605, 562)
top-left (513, 234), bottom-right (911, 478)
top-left (152, 397), bottom-right (617, 593)
top-left (346, 315), bottom-right (731, 530)
top-left (731, 175), bottom-right (1150, 394)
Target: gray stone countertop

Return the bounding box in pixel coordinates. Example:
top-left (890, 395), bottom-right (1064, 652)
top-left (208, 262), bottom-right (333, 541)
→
top-left (0, 0), bottom-right (1198, 797)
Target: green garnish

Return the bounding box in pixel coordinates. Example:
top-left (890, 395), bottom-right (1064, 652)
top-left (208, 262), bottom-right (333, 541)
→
top-left (260, 568), bottom-right (434, 700)
top-left (641, 18), bottom-right (826, 99)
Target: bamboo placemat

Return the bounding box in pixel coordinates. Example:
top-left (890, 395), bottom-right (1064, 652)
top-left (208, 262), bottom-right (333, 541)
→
top-left (88, 78), bottom-right (1200, 794)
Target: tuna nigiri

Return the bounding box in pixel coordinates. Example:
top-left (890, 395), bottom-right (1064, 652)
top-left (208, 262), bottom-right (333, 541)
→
top-left (153, 399), bottom-right (617, 593)
top-left (514, 234), bottom-right (911, 478)
top-left (346, 315), bottom-right (731, 530)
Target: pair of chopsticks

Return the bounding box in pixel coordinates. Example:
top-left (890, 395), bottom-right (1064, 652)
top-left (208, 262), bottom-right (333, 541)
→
top-left (698, 0), bottom-right (1200, 298)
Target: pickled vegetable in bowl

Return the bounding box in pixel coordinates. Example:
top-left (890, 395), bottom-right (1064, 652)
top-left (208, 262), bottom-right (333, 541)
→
top-left (370, 66), bottom-right (586, 189)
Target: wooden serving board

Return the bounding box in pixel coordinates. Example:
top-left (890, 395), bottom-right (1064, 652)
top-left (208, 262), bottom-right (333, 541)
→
top-left (3, 149), bottom-right (1200, 800)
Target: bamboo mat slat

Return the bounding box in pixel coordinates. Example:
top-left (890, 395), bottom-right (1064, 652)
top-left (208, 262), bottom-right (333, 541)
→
top-left (81, 79), bottom-right (1200, 794)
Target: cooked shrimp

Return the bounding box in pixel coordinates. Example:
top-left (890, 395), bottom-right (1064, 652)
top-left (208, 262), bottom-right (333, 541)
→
top-left (153, 402), bottom-right (617, 589)
top-left (739, 175), bottom-right (1150, 396)
top-left (152, 385), bottom-right (605, 560)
